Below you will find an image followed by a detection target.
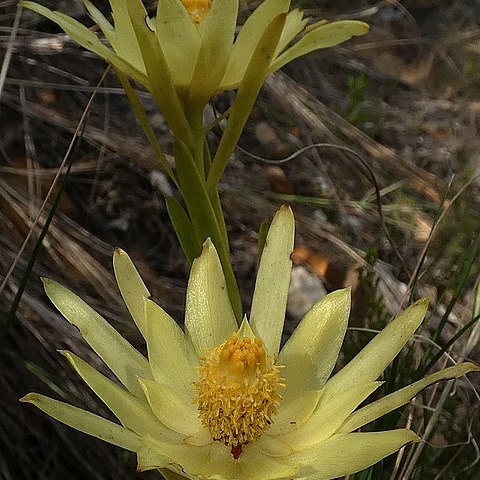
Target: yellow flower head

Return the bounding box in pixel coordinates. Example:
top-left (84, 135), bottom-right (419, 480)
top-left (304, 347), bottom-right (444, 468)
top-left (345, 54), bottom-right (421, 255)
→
top-left (195, 333), bottom-right (283, 453)
top-left (22, 0), bottom-right (369, 104)
top-left (21, 207), bottom-right (478, 479)
top-left (181, 0), bottom-right (212, 24)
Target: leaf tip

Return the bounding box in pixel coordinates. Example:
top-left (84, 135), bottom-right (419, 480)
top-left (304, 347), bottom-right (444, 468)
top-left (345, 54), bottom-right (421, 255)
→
top-left (19, 393), bottom-right (37, 404)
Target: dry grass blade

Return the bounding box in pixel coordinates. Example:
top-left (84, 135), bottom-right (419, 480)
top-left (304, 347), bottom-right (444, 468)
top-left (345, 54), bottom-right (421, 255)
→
top-left (0, 2), bottom-right (22, 99)
top-left (264, 71), bottom-right (441, 203)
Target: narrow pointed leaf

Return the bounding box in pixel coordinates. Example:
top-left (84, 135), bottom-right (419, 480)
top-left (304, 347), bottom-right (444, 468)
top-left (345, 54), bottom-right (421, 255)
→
top-left (175, 140), bottom-right (242, 318)
top-left (113, 248), bottom-right (150, 339)
top-left (295, 430), bottom-right (419, 479)
top-left (107, 0), bottom-right (146, 70)
top-left (240, 444), bottom-right (297, 479)
top-left (185, 239), bottom-right (238, 354)
top-left (156, 0), bottom-right (201, 87)
top-left (141, 437), bottom-right (239, 479)
top-left (268, 389), bottom-right (322, 436)
top-left (175, 141), bottom-right (226, 251)
top-left (207, 12), bottom-right (287, 192)
top-left (42, 278), bottom-right (151, 397)
top-left (145, 298), bottom-right (198, 398)
top-left (140, 379), bottom-right (201, 435)
top-left (271, 20), bottom-right (370, 72)
top-left (274, 9), bottom-right (308, 58)
top-left (250, 205), bottom-right (294, 356)
top-left (187, 0), bottom-right (237, 107)
top-left (62, 351), bottom-right (173, 441)
top-left (339, 362), bottom-right (480, 433)
top-left (125, 0), bottom-right (192, 144)
top-left (115, 68), bottom-right (177, 184)
top-left (22, 2), bottom-right (148, 86)
top-left (20, 393), bottom-right (142, 451)
top-left (280, 382), bottom-right (382, 450)
top-left (82, 0), bottom-right (115, 43)
top-left (165, 195), bottom-right (201, 264)
top-left (278, 289), bottom-right (351, 393)
top-left (222, 0), bottom-right (290, 87)
top-left (322, 298), bottom-right (428, 403)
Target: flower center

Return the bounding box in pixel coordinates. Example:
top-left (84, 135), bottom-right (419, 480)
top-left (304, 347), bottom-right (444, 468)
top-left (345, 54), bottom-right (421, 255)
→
top-left (194, 333), bottom-right (283, 457)
top-left (181, 0), bottom-right (212, 25)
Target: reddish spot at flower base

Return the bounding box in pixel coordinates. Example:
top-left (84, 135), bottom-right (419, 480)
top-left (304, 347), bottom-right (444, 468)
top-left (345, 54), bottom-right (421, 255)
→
top-left (231, 445), bottom-right (243, 459)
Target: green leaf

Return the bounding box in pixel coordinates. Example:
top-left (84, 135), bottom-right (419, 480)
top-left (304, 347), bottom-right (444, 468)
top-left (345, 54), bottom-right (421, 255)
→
top-left (125, 0), bottom-right (193, 144)
top-left (274, 8), bottom-right (308, 58)
top-left (139, 379), bottom-right (201, 435)
top-left (115, 69), bottom-right (177, 185)
top-left (222, 0), bottom-right (290, 88)
top-left (277, 289), bottom-right (351, 394)
top-left (61, 351), bottom-right (171, 441)
top-left (207, 12), bottom-right (287, 192)
top-left (155, 0), bottom-right (202, 88)
top-left (82, 0), bottom-right (115, 42)
top-left (321, 298), bottom-right (428, 404)
top-left (267, 389), bottom-right (322, 436)
top-left (175, 140), bottom-right (242, 319)
top-left (165, 195), bottom-right (201, 263)
top-left (144, 298), bottom-right (198, 397)
top-left (185, 239), bottom-right (238, 354)
top-left (295, 430), bottom-right (419, 479)
top-left (277, 382), bottom-right (381, 446)
top-left (106, 0), bottom-right (146, 71)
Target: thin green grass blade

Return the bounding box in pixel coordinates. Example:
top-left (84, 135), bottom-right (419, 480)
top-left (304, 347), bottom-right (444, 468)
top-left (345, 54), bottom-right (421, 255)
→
top-left (1, 125), bottom-right (83, 346)
top-left (417, 231), bottom-right (480, 378)
top-left (423, 313), bottom-right (480, 374)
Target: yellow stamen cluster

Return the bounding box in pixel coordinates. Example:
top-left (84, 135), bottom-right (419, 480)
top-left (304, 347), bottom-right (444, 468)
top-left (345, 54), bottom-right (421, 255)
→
top-left (195, 333), bottom-right (283, 449)
top-left (181, 0), bottom-right (212, 25)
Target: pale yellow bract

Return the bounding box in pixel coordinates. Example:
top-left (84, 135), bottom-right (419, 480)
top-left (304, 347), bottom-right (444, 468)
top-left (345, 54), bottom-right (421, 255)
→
top-left (21, 206), bottom-right (478, 480)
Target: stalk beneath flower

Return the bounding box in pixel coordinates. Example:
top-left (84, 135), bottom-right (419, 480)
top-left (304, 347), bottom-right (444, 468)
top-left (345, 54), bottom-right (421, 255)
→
top-left (174, 140), bottom-right (242, 319)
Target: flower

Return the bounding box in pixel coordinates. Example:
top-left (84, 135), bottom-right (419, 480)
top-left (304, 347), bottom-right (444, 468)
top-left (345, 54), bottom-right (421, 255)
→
top-left (21, 0), bottom-right (369, 104)
top-left (22, 206), bottom-right (478, 480)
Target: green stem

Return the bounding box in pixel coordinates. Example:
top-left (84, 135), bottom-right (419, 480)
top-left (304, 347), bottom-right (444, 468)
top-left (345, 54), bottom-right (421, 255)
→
top-left (115, 68), bottom-right (179, 189)
top-left (186, 107), bottom-right (206, 176)
top-left (203, 140), bottom-right (229, 251)
top-left (174, 141), bottom-right (242, 320)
